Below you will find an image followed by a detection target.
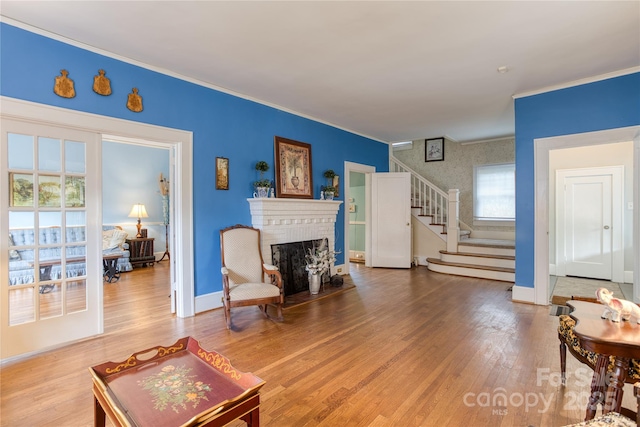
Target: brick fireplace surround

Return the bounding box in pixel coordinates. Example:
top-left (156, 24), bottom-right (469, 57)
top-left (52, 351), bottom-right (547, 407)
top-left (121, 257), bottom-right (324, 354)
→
top-left (247, 198), bottom-right (342, 273)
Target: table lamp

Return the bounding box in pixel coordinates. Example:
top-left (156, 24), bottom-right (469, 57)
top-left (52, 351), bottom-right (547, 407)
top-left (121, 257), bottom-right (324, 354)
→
top-left (128, 203), bottom-right (149, 238)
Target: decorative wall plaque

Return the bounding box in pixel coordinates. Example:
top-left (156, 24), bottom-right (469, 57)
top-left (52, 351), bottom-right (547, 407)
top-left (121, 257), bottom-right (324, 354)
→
top-left (93, 69), bottom-right (112, 96)
top-left (53, 69), bottom-right (76, 98)
top-left (127, 88), bottom-right (143, 112)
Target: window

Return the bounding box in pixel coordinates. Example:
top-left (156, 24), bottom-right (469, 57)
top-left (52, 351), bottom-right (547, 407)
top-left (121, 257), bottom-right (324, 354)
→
top-left (473, 163), bottom-right (515, 224)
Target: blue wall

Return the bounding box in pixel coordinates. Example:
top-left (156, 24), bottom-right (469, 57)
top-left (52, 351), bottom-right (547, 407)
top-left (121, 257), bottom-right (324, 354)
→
top-left (514, 72), bottom-right (640, 288)
top-left (1, 23), bottom-right (389, 297)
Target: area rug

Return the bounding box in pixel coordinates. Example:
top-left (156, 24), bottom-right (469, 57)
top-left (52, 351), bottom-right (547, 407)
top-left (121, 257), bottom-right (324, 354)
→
top-left (551, 276), bottom-right (624, 304)
top-left (283, 275), bottom-right (356, 309)
top-left (549, 276), bottom-right (623, 316)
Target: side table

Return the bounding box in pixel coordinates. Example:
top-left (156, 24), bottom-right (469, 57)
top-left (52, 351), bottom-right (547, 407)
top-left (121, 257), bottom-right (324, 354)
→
top-left (103, 254), bottom-right (122, 283)
top-left (89, 336), bottom-right (264, 427)
top-left (126, 237), bottom-right (155, 268)
top-left (567, 300), bottom-right (640, 421)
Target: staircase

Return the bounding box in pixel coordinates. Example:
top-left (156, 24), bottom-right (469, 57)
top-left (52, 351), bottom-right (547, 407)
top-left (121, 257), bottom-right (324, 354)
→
top-left (391, 156), bottom-right (515, 282)
top-left (426, 239), bottom-right (515, 282)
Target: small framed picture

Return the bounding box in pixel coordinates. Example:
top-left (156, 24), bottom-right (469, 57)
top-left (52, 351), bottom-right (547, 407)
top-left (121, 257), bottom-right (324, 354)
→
top-left (425, 137), bottom-right (445, 162)
top-left (215, 157), bottom-right (229, 190)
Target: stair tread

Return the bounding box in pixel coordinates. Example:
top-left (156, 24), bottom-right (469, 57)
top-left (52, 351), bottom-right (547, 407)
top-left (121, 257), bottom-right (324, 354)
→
top-left (439, 250), bottom-right (515, 260)
top-left (426, 257), bottom-right (515, 273)
top-left (458, 239), bottom-right (515, 250)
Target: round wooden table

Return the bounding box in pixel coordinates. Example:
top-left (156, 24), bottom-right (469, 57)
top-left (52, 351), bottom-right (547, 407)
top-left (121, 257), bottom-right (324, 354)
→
top-left (567, 300), bottom-right (640, 420)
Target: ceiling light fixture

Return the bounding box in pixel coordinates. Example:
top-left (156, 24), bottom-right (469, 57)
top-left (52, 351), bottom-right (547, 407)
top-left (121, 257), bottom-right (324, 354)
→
top-left (497, 66), bottom-right (509, 74)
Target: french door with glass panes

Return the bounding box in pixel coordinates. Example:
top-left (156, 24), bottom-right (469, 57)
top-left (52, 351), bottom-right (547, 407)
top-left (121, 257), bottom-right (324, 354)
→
top-left (1, 119), bottom-right (101, 359)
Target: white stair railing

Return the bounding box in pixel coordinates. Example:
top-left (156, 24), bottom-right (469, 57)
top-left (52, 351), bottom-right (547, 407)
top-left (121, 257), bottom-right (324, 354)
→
top-left (390, 156), bottom-right (459, 251)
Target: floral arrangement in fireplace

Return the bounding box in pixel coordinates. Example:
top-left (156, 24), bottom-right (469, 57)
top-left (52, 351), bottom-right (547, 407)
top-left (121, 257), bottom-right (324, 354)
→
top-left (305, 241), bottom-right (339, 275)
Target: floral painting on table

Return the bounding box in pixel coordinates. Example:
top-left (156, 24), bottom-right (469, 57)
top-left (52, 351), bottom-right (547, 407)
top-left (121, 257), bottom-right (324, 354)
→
top-left (138, 364), bottom-right (212, 413)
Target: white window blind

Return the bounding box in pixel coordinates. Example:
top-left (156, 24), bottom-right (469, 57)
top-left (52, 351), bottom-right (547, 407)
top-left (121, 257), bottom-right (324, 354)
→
top-left (474, 163), bottom-right (515, 221)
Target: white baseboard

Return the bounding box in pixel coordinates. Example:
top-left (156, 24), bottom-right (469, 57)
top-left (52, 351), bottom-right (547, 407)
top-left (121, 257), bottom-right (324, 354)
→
top-left (624, 270), bottom-right (634, 284)
top-left (195, 291), bottom-right (223, 314)
top-left (550, 269), bottom-right (633, 283)
top-left (512, 284), bottom-right (535, 304)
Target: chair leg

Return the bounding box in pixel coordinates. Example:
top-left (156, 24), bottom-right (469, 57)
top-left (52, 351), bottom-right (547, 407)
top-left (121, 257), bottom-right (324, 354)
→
top-left (560, 339), bottom-right (567, 386)
top-left (276, 303), bottom-right (283, 321)
top-left (634, 382), bottom-right (639, 426)
top-left (222, 298), bottom-right (231, 329)
top-left (586, 354), bottom-right (609, 421)
top-left (258, 305), bottom-right (268, 318)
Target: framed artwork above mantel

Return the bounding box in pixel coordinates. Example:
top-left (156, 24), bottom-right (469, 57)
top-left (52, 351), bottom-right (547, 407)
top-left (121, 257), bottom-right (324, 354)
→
top-left (274, 136), bottom-right (313, 199)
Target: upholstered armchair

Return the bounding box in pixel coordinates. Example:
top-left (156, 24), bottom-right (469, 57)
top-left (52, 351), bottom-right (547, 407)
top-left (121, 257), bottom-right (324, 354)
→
top-left (220, 225), bottom-right (284, 329)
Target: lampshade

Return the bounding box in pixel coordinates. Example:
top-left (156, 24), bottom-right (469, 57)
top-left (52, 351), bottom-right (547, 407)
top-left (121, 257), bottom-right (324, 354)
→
top-left (128, 204), bottom-right (149, 238)
top-left (128, 204), bottom-right (149, 219)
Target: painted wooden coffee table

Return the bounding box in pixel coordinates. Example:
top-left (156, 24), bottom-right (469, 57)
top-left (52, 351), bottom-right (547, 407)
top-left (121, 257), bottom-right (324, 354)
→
top-left (89, 337), bottom-right (264, 427)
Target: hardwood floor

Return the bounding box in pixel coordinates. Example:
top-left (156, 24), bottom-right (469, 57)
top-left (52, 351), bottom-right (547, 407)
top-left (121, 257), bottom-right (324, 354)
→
top-left (1, 262), bottom-right (636, 426)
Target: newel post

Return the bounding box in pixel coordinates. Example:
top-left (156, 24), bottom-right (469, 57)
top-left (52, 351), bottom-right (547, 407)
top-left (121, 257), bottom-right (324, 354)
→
top-left (447, 189), bottom-right (460, 253)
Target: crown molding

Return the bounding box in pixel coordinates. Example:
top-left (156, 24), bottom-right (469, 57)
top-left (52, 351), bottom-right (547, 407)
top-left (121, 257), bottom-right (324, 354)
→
top-left (0, 17), bottom-right (387, 144)
top-left (513, 66), bottom-right (640, 99)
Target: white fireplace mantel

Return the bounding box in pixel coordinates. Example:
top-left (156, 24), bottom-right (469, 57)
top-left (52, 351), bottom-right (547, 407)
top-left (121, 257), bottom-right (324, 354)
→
top-left (247, 198), bottom-right (342, 263)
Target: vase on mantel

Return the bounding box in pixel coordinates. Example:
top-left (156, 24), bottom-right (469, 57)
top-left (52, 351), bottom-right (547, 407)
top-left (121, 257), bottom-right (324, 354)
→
top-left (308, 272), bottom-right (322, 295)
top-left (253, 187), bottom-right (270, 198)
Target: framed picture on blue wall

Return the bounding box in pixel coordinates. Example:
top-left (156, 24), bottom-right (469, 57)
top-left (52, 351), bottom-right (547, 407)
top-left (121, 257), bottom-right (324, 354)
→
top-left (425, 138), bottom-right (445, 162)
top-left (274, 136), bottom-right (313, 199)
top-left (215, 157), bottom-right (229, 190)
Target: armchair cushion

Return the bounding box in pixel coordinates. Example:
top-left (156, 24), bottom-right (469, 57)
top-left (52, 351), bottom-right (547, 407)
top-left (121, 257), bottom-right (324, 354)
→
top-left (102, 228), bottom-right (128, 251)
top-left (562, 412), bottom-right (635, 426)
top-left (229, 282), bottom-right (281, 301)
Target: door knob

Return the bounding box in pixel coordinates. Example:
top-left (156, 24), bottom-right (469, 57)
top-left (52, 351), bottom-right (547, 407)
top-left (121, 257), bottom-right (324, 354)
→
top-left (604, 225), bottom-right (610, 229)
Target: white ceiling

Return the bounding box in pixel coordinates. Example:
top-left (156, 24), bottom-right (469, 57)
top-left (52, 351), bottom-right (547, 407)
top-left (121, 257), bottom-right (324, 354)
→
top-left (2, 1), bottom-right (639, 143)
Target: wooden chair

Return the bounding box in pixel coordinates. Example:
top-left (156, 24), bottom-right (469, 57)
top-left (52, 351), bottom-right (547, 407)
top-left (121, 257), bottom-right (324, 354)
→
top-left (562, 383), bottom-right (640, 426)
top-left (220, 224), bottom-right (284, 329)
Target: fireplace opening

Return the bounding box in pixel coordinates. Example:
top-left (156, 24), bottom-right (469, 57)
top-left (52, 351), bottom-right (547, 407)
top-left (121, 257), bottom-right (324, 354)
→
top-left (271, 238), bottom-right (329, 296)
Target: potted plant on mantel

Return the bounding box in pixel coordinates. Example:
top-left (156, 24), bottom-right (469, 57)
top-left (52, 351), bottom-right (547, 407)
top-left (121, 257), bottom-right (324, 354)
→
top-left (254, 160), bottom-right (272, 198)
top-left (321, 169), bottom-right (337, 200)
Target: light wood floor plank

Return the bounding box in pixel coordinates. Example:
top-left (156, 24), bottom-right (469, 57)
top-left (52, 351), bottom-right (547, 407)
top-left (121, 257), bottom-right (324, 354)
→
top-left (3, 261), bottom-right (636, 426)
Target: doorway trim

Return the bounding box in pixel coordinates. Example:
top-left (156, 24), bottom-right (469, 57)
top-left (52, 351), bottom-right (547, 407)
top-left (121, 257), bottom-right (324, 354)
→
top-left (1, 96), bottom-right (195, 317)
top-left (343, 161), bottom-right (375, 274)
top-left (533, 125), bottom-right (640, 305)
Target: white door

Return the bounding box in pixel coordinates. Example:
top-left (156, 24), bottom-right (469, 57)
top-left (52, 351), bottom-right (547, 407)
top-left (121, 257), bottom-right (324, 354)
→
top-left (557, 167), bottom-right (622, 281)
top-left (371, 172), bottom-right (411, 268)
top-left (1, 119), bottom-right (102, 359)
